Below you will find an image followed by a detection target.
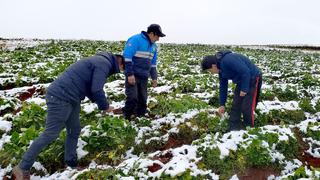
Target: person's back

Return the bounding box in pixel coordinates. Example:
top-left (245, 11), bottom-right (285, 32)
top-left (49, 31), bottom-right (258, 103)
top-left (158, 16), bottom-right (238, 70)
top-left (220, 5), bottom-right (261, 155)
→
top-left (218, 51), bottom-right (261, 85)
top-left (47, 52), bottom-right (119, 108)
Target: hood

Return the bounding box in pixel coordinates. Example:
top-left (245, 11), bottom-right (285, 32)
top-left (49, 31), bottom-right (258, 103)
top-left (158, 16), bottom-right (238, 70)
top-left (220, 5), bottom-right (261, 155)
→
top-left (215, 50), bottom-right (232, 69)
top-left (215, 50), bottom-right (232, 60)
top-left (96, 52), bottom-right (120, 74)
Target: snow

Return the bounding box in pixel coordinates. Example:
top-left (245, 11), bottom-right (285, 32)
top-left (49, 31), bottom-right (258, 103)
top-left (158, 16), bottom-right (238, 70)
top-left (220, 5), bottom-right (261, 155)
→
top-left (216, 130), bottom-right (247, 158)
top-left (26, 97), bottom-right (46, 106)
top-left (151, 85), bottom-right (172, 94)
top-left (80, 125), bottom-right (91, 137)
top-left (230, 174), bottom-right (239, 180)
top-left (261, 125), bottom-right (295, 142)
top-left (117, 145), bottom-right (219, 179)
top-left (0, 134), bottom-right (11, 150)
top-left (257, 100), bottom-right (300, 113)
top-left (304, 137), bottom-right (320, 158)
top-left (0, 119), bottom-right (12, 132)
top-left (81, 103), bottom-right (97, 114)
top-left (296, 114), bottom-right (320, 133)
top-left (32, 162), bottom-right (47, 173)
top-left (77, 138), bottom-right (88, 159)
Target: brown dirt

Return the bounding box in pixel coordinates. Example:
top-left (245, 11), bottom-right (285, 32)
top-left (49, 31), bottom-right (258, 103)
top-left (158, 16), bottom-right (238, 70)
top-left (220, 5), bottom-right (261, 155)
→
top-left (151, 151), bottom-right (173, 164)
top-left (147, 163), bottom-right (162, 173)
top-left (293, 127), bottom-right (320, 168)
top-left (1, 84), bottom-right (15, 90)
top-left (161, 133), bottom-right (193, 150)
top-left (303, 153), bottom-right (320, 167)
top-left (17, 87), bottom-right (36, 101)
top-left (148, 151), bottom-right (173, 173)
top-left (237, 167), bottom-right (280, 180)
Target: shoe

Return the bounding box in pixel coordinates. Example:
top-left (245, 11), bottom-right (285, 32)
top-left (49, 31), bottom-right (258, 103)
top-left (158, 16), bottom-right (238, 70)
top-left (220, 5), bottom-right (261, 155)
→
top-left (124, 113), bottom-right (136, 121)
top-left (12, 165), bottom-right (30, 180)
top-left (136, 113), bottom-right (146, 118)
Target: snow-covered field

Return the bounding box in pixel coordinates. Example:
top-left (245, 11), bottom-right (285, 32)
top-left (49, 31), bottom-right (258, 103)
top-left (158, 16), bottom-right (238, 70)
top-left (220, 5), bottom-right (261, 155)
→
top-left (0, 39), bottom-right (320, 179)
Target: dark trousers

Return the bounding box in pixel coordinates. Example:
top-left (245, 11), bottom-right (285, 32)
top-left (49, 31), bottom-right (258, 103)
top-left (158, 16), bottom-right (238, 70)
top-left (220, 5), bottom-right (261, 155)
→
top-left (122, 76), bottom-right (148, 117)
top-left (19, 94), bottom-right (81, 170)
top-left (229, 75), bottom-right (262, 130)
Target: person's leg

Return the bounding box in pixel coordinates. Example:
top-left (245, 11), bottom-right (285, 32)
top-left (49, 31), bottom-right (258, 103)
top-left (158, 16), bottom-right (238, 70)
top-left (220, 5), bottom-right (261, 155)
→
top-left (122, 77), bottom-right (138, 119)
top-left (19, 95), bottom-right (72, 170)
top-left (136, 78), bottom-right (148, 117)
top-left (64, 102), bottom-right (81, 168)
top-left (255, 75), bottom-right (262, 107)
top-left (242, 76), bottom-right (261, 128)
top-left (229, 85), bottom-right (243, 130)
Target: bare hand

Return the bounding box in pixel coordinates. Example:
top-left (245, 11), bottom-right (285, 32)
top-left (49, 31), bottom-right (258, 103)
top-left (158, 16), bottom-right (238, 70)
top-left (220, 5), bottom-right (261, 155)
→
top-left (104, 106), bottom-right (114, 114)
top-left (151, 79), bottom-right (157, 87)
top-left (128, 75), bottom-right (136, 85)
top-left (218, 106), bottom-right (225, 116)
top-left (240, 91), bottom-right (247, 97)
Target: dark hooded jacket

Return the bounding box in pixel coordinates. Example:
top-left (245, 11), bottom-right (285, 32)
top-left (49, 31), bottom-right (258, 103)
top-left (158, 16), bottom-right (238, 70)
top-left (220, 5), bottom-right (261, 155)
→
top-left (216, 50), bottom-right (261, 106)
top-left (47, 52), bottom-right (120, 110)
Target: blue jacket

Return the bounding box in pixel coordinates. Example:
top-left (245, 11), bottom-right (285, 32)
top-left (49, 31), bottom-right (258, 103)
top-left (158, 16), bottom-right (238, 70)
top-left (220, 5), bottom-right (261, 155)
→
top-left (217, 50), bottom-right (261, 106)
top-left (47, 52), bottom-right (120, 110)
top-left (123, 31), bottom-right (158, 79)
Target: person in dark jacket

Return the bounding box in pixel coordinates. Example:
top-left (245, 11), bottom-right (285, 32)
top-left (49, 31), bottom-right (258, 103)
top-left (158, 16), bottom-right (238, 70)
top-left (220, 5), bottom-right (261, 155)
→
top-left (13, 52), bottom-right (125, 179)
top-left (201, 50), bottom-right (262, 131)
top-left (121, 24), bottom-right (165, 119)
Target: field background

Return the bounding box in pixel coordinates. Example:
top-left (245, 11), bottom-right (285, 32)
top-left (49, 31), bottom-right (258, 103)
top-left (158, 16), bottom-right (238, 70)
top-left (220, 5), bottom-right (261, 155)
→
top-left (0, 39), bottom-right (320, 179)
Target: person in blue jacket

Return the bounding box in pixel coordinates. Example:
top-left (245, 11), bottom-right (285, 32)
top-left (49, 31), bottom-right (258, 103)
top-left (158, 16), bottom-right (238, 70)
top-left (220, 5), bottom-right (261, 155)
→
top-left (13, 52), bottom-right (125, 179)
top-left (121, 24), bottom-right (165, 119)
top-left (201, 50), bottom-right (262, 131)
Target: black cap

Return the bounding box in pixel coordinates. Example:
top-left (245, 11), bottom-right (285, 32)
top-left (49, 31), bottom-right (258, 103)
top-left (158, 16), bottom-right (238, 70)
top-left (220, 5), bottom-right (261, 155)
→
top-left (147, 24), bottom-right (166, 37)
top-left (201, 55), bottom-right (218, 70)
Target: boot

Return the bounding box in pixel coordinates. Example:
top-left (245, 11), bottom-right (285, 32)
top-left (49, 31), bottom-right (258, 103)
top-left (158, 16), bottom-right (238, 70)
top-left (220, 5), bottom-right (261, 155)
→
top-left (12, 166), bottom-right (30, 180)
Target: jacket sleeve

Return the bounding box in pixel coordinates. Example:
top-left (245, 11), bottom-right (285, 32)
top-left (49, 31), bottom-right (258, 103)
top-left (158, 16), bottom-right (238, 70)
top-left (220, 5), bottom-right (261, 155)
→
top-left (225, 58), bottom-right (251, 93)
top-left (123, 37), bottom-right (138, 77)
top-left (219, 75), bottom-right (228, 106)
top-left (150, 49), bottom-right (158, 80)
top-left (91, 67), bottom-right (110, 110)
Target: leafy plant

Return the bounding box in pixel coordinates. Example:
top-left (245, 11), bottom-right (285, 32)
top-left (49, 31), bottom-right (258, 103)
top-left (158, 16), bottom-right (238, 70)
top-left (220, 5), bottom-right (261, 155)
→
top-left (81, 116), bottom-right (136, 165)
top-left (190, 111), bottom-right (228, 134)
top-left (198, 147), bottom-right (231, 177)
top-left (12, 102), bottom-right (46, 132)
top-left (273, 86), bottom-right (299, 101)
top-left (76, 168), bottom-right (119, 180)
top-left (306, 122), bottom-right (320, 141)
top-left (149, 95), bottom-right (208, 117)
top-left (301, 74), bottom-right (320, 88)
top-left (0, 126), bottom-right (40, 167)
top-left (245, 139), bottom-right (272, 167)
top-left (256, 109), bottom-right (305, 126)
top-left (158, 169), bottom-right (209, 180)
top-left (275, 136), bottom-right (299, 159)
top-left (299, 98), bottom-right (316, 113)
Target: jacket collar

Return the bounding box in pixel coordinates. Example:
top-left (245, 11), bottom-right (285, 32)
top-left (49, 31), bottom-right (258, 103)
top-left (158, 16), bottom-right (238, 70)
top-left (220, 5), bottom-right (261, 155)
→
top-left (141, 31), bottom-right (153, 45)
